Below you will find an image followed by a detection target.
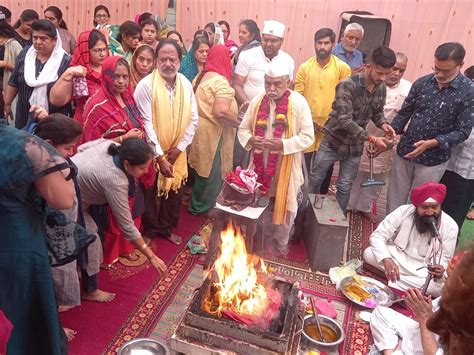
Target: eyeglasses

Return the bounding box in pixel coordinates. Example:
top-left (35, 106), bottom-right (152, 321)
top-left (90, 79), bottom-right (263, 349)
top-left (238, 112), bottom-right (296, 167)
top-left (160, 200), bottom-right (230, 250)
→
top-left (431, 65), bottom-right (459, 75)
top-left (90, 48), bottom-right (108, 54)
top-left (95, 14), bottom-right (109, 19)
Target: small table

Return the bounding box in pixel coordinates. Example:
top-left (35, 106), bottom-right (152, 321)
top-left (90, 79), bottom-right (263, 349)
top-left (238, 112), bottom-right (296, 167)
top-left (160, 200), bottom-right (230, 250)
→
top-left (204, 202), bottom-right (267, 269)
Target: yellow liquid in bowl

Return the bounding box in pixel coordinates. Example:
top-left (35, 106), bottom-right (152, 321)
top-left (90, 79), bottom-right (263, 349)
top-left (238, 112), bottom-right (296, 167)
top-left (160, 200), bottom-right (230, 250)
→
top-left (304, 323), bottom-right (338, 343)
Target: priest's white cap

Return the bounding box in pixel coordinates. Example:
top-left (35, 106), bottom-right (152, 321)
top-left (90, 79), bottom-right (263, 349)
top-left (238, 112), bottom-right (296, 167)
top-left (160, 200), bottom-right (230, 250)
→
top-left (262, 20), bottom-right (286, 38)
top-left (265, 60), bottom-right (291, 78)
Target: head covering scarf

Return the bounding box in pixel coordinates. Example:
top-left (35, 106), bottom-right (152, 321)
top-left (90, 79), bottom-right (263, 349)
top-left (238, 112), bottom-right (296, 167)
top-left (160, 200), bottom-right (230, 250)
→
top-left (130, 44), bottom-right (154, 90)
top-left (179, 48), bottom-right (199, 82)
top-left (82, 56), bottom-right (143, 143)
top-left (70, 30), bottom-right (106, 98)
top-left (204, 44), bottom-right (232, 83)
top-left (410, 182), bottom-right (447, 207)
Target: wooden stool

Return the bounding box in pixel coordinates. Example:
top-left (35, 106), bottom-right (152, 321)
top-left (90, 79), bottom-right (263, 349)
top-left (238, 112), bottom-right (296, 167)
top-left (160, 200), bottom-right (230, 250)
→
top-left (204, 202), bottom-right (267, 269)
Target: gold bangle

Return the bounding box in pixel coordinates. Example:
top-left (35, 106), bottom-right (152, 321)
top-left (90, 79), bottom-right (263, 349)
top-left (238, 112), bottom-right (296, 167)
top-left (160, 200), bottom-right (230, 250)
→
top-left (119, 135), bottom-right (123, 143)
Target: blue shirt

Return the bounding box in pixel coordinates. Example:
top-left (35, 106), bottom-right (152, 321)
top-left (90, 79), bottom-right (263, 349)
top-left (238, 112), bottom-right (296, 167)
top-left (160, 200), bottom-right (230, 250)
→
top-left (332, 42), bottom-right (364, 70)
top-left (391, 73), bottom-right (473, 166)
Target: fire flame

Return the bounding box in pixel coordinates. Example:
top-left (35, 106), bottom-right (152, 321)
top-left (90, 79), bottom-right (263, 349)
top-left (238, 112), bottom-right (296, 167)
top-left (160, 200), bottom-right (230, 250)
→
top-left (203, 223), bottom-right (269, 318)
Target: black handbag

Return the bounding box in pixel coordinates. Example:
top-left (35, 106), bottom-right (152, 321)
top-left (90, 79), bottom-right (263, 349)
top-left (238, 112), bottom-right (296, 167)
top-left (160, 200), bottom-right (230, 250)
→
top-left (43, 205), bottom-right (96, 266)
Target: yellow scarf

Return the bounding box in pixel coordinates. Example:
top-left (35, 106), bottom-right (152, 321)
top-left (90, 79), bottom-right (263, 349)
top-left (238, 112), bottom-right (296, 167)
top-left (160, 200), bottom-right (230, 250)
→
top-left (252, 94), bottom-right (294, 225)
top-left (151, 70), bottom-right (192, 197)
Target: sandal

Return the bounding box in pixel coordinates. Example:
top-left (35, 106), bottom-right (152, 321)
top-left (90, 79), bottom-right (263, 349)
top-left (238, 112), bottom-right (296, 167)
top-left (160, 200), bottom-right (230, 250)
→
top-left (166, 233), bottom-right (182, 245)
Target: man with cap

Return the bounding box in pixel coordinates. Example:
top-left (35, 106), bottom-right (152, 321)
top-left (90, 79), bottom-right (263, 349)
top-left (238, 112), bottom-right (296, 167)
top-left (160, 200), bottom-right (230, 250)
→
top-left (233, 20), bottom-right (295, 107)
top-left (363, 181), bottom-right (458, 296)
top-left (237, 61), bottom-right (314, 255)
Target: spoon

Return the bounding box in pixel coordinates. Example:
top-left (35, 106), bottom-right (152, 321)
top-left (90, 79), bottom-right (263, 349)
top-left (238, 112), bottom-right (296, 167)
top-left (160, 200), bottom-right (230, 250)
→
top-left (310, 297), bottom-right (326, 343)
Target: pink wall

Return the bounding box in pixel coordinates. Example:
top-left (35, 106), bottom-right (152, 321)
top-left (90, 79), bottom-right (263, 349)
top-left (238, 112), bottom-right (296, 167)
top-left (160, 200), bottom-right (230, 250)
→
top-left (4, 0), bottom-right (167, 38)
top-left (176, 0), bottom-right (473, 82)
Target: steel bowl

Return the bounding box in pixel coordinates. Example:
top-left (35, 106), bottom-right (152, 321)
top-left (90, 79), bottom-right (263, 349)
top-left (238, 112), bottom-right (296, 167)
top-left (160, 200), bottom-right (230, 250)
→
top-left (302, 314), bottom-right (345, 348)
top-left (117, 338), bottom-right (169, 355)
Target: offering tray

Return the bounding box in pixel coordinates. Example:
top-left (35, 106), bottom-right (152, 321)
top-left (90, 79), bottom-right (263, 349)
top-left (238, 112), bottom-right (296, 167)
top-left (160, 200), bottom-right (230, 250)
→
top-left (340, 275), bottom-right (401, 309)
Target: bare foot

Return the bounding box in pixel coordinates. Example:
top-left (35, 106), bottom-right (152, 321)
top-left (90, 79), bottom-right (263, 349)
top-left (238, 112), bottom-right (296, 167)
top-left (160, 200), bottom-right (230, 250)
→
top-left (120, 251), bottom-right (140, 262)
top-left (81, 289), bottom-right (116, 303)
top-left (100, 263), bottom-right (116, 270)
top-left (64, 328), bottom-right (77, 341)
top-left (58, 305), bottom-right (75, 313)
top-left (166, 233), bottom-right (182, 245)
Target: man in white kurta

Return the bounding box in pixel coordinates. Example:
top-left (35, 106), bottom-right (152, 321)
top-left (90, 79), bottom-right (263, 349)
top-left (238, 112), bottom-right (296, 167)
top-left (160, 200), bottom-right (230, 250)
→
top-left (348, 53), bottom-right (412, 222)
top-left (363, 182), bottom-right (457, 296)
top-left (237, 62), bottom-right (314, 255)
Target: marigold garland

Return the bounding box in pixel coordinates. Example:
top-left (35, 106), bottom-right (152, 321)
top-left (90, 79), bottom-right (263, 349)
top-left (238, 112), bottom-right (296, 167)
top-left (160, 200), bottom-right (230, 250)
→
top-left (253, 90), bottom-right (290, 195)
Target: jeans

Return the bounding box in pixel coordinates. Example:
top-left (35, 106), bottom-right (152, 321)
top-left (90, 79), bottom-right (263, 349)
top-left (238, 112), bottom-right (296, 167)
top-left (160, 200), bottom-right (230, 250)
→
top-left (309, 140), bottom-right (361, 212)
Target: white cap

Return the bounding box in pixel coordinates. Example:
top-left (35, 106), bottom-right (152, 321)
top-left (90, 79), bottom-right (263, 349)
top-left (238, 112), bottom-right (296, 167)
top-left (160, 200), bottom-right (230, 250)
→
top-left (265, 60), bottom-right (290, 78)
top-left (424, 197), bottom-right (437, 204)
top-left (262, 20), bottom-right (286, 38)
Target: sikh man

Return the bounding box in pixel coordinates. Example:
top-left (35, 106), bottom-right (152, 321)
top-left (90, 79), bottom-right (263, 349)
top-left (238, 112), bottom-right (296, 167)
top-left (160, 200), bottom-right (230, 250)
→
top-left (309, 46), bottom-right (396, 213)
top-left (233, 20), bottom-right (295, 107)
top-left (295, 27), bottom-right (351, 192)
top-left (348, 52), bottom-right (412, 223)
top-left (387, 42), bottom-right (473, 214)
top-left (363, 182), bottom-right (458, 297)
top-left (332, 23), bottom-right (365, 73)
top-left (369, 250), bottom-right (469, 355)
top-left (238, 61), bottom-right (314, 256)
top-left (134, 39), bottom-right (198, 246)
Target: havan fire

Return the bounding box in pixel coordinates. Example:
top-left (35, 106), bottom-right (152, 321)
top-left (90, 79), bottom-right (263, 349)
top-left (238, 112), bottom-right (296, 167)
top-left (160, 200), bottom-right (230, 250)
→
top-left (202, 223), bottom-right (282, 328)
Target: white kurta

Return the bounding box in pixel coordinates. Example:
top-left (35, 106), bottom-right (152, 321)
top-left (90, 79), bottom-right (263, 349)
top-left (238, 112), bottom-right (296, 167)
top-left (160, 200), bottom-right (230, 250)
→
top-left (237, 90), bottom-right (314, 247)
top-left (370, 298), bottom-right (444, 354)
top-left (238, 90), bottom-right (314, 214)
top-left (363, 205), bottom-right (457, 296)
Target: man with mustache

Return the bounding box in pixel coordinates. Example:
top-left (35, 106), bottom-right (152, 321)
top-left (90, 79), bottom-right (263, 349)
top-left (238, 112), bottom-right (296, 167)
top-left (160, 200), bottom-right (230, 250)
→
top-left (332, 23), bottom-right (365, 74)
top-left (309, 45), bottom-right (396, 214)
top-left (363, 182), bottom-right (458, 296)
top-left (238, 61), bottom-right (314, 255)
top-left (295, 28), bottom-right (351, 189)
top-left (387, 42), bottom-right (473, 214)
top-left (134, 39), bottom-right (198, 246)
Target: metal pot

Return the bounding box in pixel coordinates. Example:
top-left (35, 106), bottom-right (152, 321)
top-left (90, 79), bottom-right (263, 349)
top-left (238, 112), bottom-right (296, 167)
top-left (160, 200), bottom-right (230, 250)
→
top-left (117, 338), bottom-right (169, 355)
top-left (302, 314), bottom-right (345, 348)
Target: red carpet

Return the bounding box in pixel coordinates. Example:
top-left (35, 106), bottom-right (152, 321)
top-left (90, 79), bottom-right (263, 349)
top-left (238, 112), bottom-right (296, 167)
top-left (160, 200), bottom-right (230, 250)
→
top-left (60, 206), bottom-right (206, 355)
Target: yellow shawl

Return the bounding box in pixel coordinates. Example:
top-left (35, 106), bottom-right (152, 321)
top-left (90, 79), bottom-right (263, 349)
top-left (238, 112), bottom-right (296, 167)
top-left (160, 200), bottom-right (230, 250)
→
top-left (252, 94), bottom-right (294, 225)
top-left (151, 70), bottom-right (192, 197)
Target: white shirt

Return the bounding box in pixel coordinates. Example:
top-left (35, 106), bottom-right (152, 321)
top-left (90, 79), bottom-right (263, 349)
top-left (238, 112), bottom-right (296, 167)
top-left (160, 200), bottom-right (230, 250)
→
top-left (235, 46), bottom-right (295, 100)
top-left (447, 130), bottom-right (473, 179)
top-left (369, 205), bottom-right (457, 275)
top-left (134, 72), bottom-right (199, 156)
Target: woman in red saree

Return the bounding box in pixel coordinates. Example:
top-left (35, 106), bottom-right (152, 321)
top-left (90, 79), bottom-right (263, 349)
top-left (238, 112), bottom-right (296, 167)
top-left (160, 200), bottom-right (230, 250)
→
top-left (50, 29), bottom-right (108, 124)
top-left (82, 55), bottom-right (154, 268)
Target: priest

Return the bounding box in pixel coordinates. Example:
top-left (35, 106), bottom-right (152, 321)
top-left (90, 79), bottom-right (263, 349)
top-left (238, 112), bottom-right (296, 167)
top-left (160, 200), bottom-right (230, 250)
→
top-left (363, 181), bottom-right (457, 296)
top-left (237, 61), bottom-right (314, 255)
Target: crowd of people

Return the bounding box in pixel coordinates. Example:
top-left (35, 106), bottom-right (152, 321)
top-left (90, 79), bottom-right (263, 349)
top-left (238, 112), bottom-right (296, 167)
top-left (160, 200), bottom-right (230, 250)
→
top-left (0, 4), bottom-right (473, 355)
